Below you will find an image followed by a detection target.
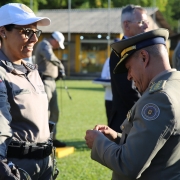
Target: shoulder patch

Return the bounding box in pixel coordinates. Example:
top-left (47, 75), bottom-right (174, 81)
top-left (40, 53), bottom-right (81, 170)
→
top-left (149, 80), bottom-right (166, 94)
top-left (141, 103), bottom-right (160, 121)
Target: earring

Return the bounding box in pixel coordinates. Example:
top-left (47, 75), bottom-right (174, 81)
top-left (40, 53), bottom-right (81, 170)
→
top-left (3, 35), bottom-right (6, 38)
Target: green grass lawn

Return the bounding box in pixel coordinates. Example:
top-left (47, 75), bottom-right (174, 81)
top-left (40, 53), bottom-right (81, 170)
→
top-left (55, 80), bottom-right (112, 180)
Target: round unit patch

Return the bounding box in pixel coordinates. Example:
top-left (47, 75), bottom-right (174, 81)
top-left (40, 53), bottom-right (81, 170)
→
top-left (141, 103), bottom-right (160, 121)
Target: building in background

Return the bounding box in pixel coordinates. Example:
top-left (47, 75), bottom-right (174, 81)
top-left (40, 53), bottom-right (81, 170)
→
top-left (36, 8), bottom-right (174, 76)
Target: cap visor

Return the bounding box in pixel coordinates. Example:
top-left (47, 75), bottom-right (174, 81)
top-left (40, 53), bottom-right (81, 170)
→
top-left (59, 42), bottom-right (65, 49)
top-left (113, 51), bottom-right (135, 74)
top-left (111, 28), bottom-right (169, 55)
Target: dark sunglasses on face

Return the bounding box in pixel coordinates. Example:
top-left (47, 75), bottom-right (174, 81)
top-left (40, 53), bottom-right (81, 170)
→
top-left (13, 26), bottom-right (42, 39)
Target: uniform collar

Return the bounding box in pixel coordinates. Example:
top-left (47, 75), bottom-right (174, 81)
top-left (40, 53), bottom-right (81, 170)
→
top-left (0, 49), bottom-right (37, 74)
top-left (148, 69), bottom-right (177, 88)
top-left (21, 60), bottom-right (37, 72)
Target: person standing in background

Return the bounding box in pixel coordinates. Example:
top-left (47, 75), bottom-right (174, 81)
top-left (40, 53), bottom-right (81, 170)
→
top-left (109, 4), bottom-right (149, 132)
top-left (100, 38), bottom-right (120, 124)
top-left (34, 31), bottom-right (66, 147)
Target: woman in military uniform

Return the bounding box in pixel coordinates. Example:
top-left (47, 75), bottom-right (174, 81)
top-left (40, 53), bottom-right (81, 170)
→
top-left (0, 3), bottom-right (54, 180)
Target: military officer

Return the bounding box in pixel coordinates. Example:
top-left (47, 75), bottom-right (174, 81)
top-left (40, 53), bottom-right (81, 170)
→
top-left (85, 28), bottom-right (180, 180)
top-left (0, 3), bottom-right (54, 179)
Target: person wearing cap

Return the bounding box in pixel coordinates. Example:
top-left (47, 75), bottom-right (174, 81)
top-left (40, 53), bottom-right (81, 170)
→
top-left (109, 5), bottom-right (149, 132)
top-left (34, 31), bottom-right (66, 147)
top-left (0, 3), bottom-right (54, 179)
top-left (85, 28), bottom-right (180, 180)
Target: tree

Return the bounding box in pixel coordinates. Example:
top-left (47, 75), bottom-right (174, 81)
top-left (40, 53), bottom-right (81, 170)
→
top-left (0, 0), bottom-right (47, 12)
top-left (164, 0), bottom-right (180, 32)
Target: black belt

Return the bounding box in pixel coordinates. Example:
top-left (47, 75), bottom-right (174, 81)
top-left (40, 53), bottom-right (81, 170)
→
top-left (42, 75), bottom-right (54, 81)
top-left (7, 141), bottom-right (53, 159)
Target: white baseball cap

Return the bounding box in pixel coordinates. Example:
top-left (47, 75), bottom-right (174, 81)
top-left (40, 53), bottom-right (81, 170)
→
top-left (0, 3), bottom-right (51, 26)
top-left (52, 31), bottom-right (65, 49)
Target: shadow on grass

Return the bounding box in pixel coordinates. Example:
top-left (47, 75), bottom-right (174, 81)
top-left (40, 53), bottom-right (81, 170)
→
top-left (57, 86), bottom-right (104, 92)
top-left (65, 140), bottom-right (89, 151)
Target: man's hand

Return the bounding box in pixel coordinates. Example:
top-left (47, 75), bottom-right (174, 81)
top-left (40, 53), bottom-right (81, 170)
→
top-left (93, 125), bottom-right (118, 141)
top-left (85, 125), bottom-right (118, 149)
top-left (0, 159), bottom-right (20, 180)
top-left (85, 130), bottom-right (103, 149)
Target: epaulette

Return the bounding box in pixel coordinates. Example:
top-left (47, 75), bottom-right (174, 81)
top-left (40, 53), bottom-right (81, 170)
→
top-left (149, 80), bottom-right (166, 94)
top-left (26, 63), bottom-right (36, 70)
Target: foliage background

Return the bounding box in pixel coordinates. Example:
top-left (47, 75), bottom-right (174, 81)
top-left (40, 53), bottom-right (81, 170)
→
top-left (0, 0), bottom-right (179, 32)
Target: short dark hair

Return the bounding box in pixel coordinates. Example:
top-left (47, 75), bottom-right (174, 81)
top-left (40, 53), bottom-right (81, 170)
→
top-left (4, 24), bottom-right (15, 31)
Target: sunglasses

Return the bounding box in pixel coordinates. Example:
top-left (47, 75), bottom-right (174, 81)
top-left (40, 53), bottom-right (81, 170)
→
top-left (13, 26), bottom-right (42, 39)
